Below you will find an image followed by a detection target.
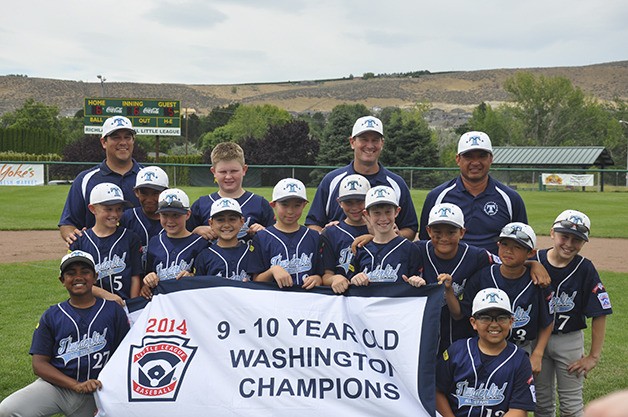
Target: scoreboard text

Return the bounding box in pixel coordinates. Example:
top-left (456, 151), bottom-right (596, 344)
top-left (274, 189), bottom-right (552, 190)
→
top-left (84, 98), bottom-right (181, 136)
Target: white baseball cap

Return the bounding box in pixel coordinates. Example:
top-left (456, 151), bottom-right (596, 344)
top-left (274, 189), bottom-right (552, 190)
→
top-left (90, 182), bottom-right (132, 207)
top-left (472, 288), bottom-right (513, 316)
top-left (101, 116), bottom-right (136, 139)
top-left (364, 185), bottom-right (399, 210)
top-left (457, 131), bottom-right (493, 155)
top-left (60, 250), bottom-right (96, 274)
top-left (338, 174), bottom-right (370, 202)
top-left (499, 222), bottom-right (537, 250)
top-left (134, 166), bottom-right (169, 191)
top-left (272, 178), bottom-right (308, 203)
top-left (552, 209), bottom-right (590, 242)
top-left (210, 197), bottom-right (243, 218)
top-left (428, 203), bottom-right (465, 228)
top-left (156, 188), bottom-right (190, 214)
top-left (352, 116), bottom-right (384, 138)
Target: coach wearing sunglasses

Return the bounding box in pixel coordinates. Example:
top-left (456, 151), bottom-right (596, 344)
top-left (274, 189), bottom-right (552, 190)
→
top-left (418, 131), bottom-right (527, 255)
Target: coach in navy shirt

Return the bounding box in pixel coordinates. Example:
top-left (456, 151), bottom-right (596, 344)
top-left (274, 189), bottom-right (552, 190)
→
top-left (59, 116), bottom-right (142, 246)
top-left (306, 116), bottom-right (418, 240)
top-left (419, 131), bottom-right (527, 254)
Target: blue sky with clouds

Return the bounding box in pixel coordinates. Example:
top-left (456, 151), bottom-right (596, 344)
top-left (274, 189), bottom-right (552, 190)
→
top-left (1, 0), bottom-right (626, 84)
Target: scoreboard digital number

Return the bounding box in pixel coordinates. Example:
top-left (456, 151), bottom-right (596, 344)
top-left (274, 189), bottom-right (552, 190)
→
top-left (84, 98), bottom-right (181, 136)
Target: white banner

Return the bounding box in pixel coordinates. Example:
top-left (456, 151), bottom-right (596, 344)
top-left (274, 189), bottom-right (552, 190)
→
top-left (96, 278), bottom-right (442, 417)
top-left (542, 173), bottom-right (595, 186)
top-left (0, 163), bottom-right (44, 185)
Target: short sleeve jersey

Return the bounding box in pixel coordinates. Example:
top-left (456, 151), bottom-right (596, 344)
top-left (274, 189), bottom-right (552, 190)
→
top-left (461, 264), bottom-right (553, 344)
top-left (437, 337), bottom-right (536, 417)
top-left (419, 176), bottom-right (527, 254)
top-left (146, 233), bottom-right (209, 281)
top-left (306, 162), bottom-right (418, 233)
top-left (120, 207), bottom-right (164, 273)
top-left (194, 241), bottom-right (254, 282)
top-left (320, 222), bottom-right (369, 276)
top-left (188, 191), bottom-right (275, 239)
top-left (70, 227), bottom-right (143, 300)
top-left (30, 298), bottom-right (130, 382)
top-left (535, 249), bottom-right (612, 333)
top-left (351, 236), bottom-right (420, 283)
top-left (414, 240), bottom-right (496, 350)
top-left (247, 225), bottom-right (323, 285)
top-left (59, 159), bottom-right (142, 230)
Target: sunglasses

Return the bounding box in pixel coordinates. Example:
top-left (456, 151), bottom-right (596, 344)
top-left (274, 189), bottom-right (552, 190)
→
top-left (554, 220), bottom-right (589, 234)
top-left (159, 199), bottom-right (186, 209)
top-left (500, 225), bottom-right (532, 242)
top-left (474, 314), bottom-right (512, 325)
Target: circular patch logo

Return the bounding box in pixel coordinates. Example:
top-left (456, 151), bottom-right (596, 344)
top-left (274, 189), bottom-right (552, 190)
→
top-left (484, 202), bottom-right (498, 216)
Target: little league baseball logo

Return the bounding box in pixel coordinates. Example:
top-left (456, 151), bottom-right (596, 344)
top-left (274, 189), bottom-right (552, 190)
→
top-left (128, 335), bottom-right (197, 401)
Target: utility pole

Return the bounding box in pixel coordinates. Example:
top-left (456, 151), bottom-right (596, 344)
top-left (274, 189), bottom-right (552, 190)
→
top-left (96, 75), bottom-right (106, 96)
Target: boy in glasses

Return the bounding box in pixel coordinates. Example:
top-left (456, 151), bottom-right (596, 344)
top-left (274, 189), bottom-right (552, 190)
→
top-left (142, 188), bottom-right (208, 296)
top-left (533, 210), bottom-right (612, 417)
top-left (437, 288), bottom-right (536, 417)
top-left (459, 222), bottom-right (553, 377)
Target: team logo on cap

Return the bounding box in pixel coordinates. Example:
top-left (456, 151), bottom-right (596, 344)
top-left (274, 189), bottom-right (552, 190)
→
top-left (484, 291), bottom-right (502, 304)
top-left (361, 118), bottom-right (380, 130)
top-left (465, 135), bottom-right (484, 146)
top-left (374, 188), bottom-right (391, 199)
top-left (141, 171), bottom-right (158, 182)
top-left (163, 193), bottom-right (181, 204)
top-left (112, 117), bottom-right (130, 127)
top-left (218, 199), bottom-right (234, 208)
top-left (128, 335), bottom-right (197, 401)
top-left (566, 214), bottom-right (586, 226)
top-left (436, 206), bottom-right (454, 218)
top-left (345, 179), bottom-right (360, 191)
top-left (283, 182), bottom-right (302, 194)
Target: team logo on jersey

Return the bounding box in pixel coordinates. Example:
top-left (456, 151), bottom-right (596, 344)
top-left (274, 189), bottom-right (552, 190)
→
top-left (549, 291), bottom-right (576, 314)
top-left (128, 335), bottom-right (197, 401)
top-left (270, 253), bottom-right (313, 274)
top-left (512, 304), bottom-right (532, 328)
top-left (96, 252), bottom-right (127, 278)
top-left (597, 292), bottom-right (612, 309)
top-left (218, 270), bottom-right (251, 282)
top-left (156, 260), bottom-right (194, 281)
top-left (364, 263), bottom-right (401, 282)
top-left (336, 247), bottom-right (353, 274)
top-left (454, 381), bottom-right (507, 407)
top-left (57, 329), bottom-right (108, 365)
top-left (483, 202), bottom-right (498, 216)
top-left (237, 217), bottom-right (252, 239)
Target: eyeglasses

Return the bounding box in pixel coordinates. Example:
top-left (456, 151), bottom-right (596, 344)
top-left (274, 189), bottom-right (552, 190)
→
top-left (500, 225), bottom-right (532, 242)
top-left (474, 314), bottom-right (512, 325)
top-left (553, 220), bottom-right (589, 234)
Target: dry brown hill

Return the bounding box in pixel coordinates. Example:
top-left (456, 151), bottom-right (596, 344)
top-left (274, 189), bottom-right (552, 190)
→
top-left (1, 61), bottom-right (627, 117)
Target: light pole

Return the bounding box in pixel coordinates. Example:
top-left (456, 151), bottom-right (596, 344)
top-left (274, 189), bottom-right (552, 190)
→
top-left (620, 120), bottom-right (628, 187)
top-left (96, 74), bottom-right (106, 97)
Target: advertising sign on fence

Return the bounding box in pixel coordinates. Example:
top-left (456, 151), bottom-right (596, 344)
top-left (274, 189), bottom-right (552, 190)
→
top-left (0, 163), bottom-right (44, 186)
top-left (542, 173), bottom-right (595, 187)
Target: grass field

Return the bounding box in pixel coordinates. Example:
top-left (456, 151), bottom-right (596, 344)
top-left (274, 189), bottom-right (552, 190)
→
top-left (2, 185), bottom-right (628, 238)
top-left (1, 184), bottom-right (627, 406)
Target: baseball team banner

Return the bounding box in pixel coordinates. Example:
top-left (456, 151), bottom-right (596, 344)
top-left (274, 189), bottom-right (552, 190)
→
top-left (95, 278), bottom-right (442, 416)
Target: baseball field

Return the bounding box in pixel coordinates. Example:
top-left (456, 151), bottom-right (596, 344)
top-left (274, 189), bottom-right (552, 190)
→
top-left (1, 185), bottom-right (627, 407)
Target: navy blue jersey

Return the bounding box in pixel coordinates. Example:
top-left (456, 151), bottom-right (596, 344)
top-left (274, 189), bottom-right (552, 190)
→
top-left (461, 264), bottom-right (553, 344)
top-left (120, 207), bottom-right (164, 272)
top-left (248, 225), bottom-right (323, 285)
top-left (59, 159), bottom-right (142, 230)
top-left (188, 191), bottom-right (275, 239)
top-left (419, 176), bottom-right (527, 254)
top-left (437, 337), bottom-right (536, 417)
top-left (30, 298), bottom-right (129, 382)
top-left (320, 221), bottom-right (369, 275)
top-left (535, 249), bottom-right (612, 334)
top-left (351, 236), bottom-right (421, 283)
top-left (306, 162), bottom-right (418, 233)
top-left (194, 241), bottom-right (254, 281)
top-left (146, 234), bottom-right (209, 281)
top-left (414, 240), bottom-right (496, 351)
top-left (70, 227), bottom-right (143, 300)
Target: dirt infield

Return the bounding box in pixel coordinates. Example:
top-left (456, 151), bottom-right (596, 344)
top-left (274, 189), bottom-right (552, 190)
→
top-left (1, 230), bottom-right (627, 273)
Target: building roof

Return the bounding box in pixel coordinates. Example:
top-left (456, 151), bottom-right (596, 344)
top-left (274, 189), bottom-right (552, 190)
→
top-left (492, 146), bottom-right (614, 167)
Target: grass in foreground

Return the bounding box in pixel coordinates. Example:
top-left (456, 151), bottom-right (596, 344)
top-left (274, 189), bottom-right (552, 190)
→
top-left (0, 260), bottom-right (625, 406)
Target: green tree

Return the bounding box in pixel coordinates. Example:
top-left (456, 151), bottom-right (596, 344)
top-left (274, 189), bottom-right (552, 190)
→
top-left (1, 99), bottom-right (62, 131)
top-left (200, 103), bottom-right (240, 134)
top-left (381, 106), bottom-right (437, 167)
top-left (201, 104), bottom-right (291, 150)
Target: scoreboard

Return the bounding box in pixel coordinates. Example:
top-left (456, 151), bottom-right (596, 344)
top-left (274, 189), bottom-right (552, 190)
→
top-left (84, 98), bottom-right (181, 136)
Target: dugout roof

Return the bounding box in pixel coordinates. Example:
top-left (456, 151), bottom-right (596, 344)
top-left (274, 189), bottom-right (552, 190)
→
top-left (492, 146), bottom-right (614, 167)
